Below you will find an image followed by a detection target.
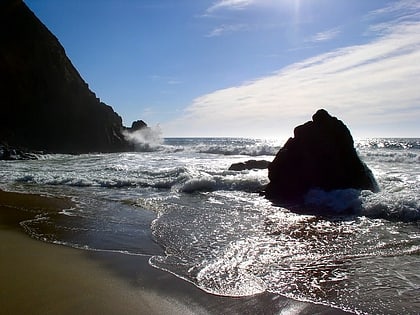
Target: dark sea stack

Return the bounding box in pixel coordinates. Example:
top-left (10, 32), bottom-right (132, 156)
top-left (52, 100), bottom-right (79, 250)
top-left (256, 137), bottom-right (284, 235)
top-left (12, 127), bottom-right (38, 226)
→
top-left (0, 0), bottom-right (129, 153)
top-left (229, 160), bottom-right (270, 171)
top-left (128, 120), bottom-right (148, 132)
top-left (265, 109), bottom-right (378, 203)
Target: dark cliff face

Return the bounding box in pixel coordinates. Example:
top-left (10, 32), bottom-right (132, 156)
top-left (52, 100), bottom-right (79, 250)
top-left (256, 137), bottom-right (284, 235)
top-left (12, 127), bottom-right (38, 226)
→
top-left (0, 0), bottom-right (130, 153)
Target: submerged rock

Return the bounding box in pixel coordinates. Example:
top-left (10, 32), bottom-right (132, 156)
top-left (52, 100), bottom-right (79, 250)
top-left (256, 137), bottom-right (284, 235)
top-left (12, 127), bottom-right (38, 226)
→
top-left (264, 109), bottom-right (378, 203)
top-left (229, 160), bottom-right (270, 171)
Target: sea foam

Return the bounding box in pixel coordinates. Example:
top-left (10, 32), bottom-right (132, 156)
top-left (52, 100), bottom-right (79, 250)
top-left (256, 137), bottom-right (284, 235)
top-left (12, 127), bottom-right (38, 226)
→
top-left (303, 187), bottom-right (420, 222)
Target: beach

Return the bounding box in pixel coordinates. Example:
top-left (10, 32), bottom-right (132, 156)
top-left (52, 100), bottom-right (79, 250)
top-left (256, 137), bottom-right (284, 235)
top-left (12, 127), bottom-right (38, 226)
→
top-left (0, 189), bottom-right (350, 315)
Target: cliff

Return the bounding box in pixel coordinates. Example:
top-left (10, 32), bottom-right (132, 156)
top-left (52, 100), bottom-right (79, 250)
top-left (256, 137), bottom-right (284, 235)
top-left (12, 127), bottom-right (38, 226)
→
top-left (0, 0), bottom-right (131, 153)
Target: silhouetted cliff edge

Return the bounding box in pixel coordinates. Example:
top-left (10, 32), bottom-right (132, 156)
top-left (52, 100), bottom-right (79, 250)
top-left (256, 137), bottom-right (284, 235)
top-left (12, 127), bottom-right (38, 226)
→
top-left (0, 0), bottom-right (134, 153)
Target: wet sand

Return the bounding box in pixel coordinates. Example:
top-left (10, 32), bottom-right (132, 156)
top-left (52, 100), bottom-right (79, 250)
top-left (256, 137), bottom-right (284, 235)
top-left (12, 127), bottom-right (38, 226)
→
top-left (0, 190), bottom-right (351, 314)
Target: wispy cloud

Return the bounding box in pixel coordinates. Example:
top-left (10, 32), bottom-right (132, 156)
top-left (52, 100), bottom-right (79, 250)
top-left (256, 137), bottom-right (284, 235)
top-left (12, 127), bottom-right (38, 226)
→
top-left (366, 0), bottom-right (420, 35)
top-left (368, 0), bottom-right (420, 18)
top-left (164, 10), bottom-right (420, 137)
top-left (207, 0), bottom-right (255, 13)
top-left (206, 24), bottom-right (248, 37)
top-left (167, 80), bottom-right (183, 85)
top-left (203, 0), bottom-right (276, 37)
top-left (309, 28), bottom-right (340, 43)
top-left (151, 75), bottom-right (183, 85)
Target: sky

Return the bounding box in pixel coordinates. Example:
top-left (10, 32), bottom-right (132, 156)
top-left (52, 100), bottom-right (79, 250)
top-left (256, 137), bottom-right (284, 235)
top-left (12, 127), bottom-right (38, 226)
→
top-left (24, 0), bottom-right (420, 138)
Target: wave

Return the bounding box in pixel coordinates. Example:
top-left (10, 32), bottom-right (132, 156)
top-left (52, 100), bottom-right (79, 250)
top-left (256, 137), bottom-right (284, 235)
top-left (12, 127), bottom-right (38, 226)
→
top-left (360, 190), bottom-right (420, 222)
top-left (178, 172), bottom-right (267, 193)
top-left (16, 167), bottom-right (268, 194)
top-left (356, 138), bottom-right (420, 150)
top-left (304, 188), bottom-right (363, 214)
top-left (17, 175), bottom-right (96, 187)
top-left (195, 144), bottom-right (278, 156)
top-left (361, 151), bottom-right (420, 164)
top-left (304, 188), bottom-right (420, 222)
top-left (161, 138), bottom-right (280, 156)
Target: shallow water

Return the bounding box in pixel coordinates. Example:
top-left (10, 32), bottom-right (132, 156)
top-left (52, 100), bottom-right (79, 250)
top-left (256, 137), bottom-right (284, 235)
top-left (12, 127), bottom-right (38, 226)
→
top-left (0, 138), bottom-right (419, 314)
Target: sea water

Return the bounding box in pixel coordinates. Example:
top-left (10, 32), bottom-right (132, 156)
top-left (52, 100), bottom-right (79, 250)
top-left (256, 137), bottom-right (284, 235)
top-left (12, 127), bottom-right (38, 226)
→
top-left (0, 138), bottom-right (419, 314)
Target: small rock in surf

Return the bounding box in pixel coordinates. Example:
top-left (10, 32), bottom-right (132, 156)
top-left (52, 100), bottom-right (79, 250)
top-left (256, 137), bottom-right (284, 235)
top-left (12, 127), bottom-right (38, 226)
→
top-left (229, 160), bottom-right (270, 171)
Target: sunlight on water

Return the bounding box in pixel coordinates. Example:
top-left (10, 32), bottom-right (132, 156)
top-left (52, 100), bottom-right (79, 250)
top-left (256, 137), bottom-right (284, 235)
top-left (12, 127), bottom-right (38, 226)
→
top-left (150, 191), bottom-right (419, 313)
top-left (1, 138), bottom-right (419, 314)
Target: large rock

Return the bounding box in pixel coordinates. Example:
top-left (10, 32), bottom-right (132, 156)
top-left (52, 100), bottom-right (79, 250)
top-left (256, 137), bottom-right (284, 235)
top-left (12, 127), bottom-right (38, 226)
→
top-left (264, 109), bottom-right (378, 202)
top-left (0, 0), bottom-right (131, 153)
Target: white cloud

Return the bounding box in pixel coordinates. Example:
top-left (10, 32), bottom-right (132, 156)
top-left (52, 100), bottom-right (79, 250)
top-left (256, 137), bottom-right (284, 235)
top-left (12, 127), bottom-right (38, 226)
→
top-left (368, 0), bottom-right (420, 18)
top-left (163, 16), bottom-right (420, 138)
top-left (309, 28), bottom-right (340, 43)
top-left (203, 0), bottom-right (278, 37)
top-left (164, 2), bottom-right (420, 137)
top-left (366, 0), bottom-right (420, 36)
top-left (207, 0), bottom-right (255, 13)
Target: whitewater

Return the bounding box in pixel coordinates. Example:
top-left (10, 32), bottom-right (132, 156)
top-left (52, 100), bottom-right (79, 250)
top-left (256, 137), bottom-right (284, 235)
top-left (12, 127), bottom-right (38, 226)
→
top-left (0, 137), bottom-right (419, 314)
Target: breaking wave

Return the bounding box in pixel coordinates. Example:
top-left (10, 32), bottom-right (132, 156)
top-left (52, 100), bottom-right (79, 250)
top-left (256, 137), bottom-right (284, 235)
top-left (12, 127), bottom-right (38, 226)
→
top-left (195, 144), bottom-right (278, 156)
top-left (162, 138), bottom-right (281, 156)
top-left (304, 188), bottom-right (420, 222)
top-left (123, 125), bottom-right (163, 152)
top-left (15, 165), bottom-right (268, 193)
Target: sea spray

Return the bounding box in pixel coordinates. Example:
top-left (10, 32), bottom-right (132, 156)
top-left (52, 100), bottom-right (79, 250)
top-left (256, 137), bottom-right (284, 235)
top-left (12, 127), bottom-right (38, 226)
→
top-left (123, 125), bottom-right (163, 151)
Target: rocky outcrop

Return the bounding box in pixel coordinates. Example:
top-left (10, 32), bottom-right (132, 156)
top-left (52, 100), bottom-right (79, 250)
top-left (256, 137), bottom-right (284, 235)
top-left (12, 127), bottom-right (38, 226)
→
top-left (0, 0), bottom-right (132, 153)
top-left (128, 120), bottom-right (148, 132)
top-left (264, 109), bottom-right (378, 202)
top-left (229, 160), bottom-right (270, 171)
top-left (0, 144), bottom-right (41, 160)
top-left (121, 120), bottom-right (151, 151)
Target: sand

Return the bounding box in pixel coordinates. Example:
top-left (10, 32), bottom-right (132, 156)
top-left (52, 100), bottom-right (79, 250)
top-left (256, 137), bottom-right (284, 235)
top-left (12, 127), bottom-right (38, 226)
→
top-left (0, 190), bottom-right (351, 314)
top-left (0, 229), bottom-right (202, 315)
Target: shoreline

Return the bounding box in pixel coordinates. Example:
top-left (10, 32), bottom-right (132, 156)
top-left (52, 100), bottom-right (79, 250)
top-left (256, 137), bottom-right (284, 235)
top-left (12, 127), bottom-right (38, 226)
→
top-left (0, 189), bottom-right (352, 314)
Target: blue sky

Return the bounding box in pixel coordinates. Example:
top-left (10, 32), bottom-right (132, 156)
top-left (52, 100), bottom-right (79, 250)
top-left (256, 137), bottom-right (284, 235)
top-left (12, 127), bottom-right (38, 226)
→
top-left (25, 0), bottom-right (420, 138)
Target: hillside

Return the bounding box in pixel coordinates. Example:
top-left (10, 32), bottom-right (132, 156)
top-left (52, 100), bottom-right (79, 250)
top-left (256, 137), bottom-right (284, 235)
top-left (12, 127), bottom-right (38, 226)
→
top-left (0, 0), bottom-right (132, 153)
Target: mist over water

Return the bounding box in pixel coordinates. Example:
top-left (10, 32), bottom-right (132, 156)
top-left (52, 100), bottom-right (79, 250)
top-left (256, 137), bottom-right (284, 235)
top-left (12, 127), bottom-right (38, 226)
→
top-left (123, 125), bottom-right (163, 152)
top-left (0, 138), bottom-right (419, 314)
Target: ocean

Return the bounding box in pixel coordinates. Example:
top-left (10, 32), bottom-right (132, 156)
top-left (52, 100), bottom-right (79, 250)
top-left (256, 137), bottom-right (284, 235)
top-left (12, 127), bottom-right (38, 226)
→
top-left (0, 137), bottom-right (419, 314)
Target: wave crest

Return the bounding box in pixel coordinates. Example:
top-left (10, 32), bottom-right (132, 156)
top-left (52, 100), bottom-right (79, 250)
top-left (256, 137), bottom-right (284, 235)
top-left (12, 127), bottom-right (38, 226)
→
top-left (304, 188), bottom-right (420, 222)
top-left (196, 144), bottom-right (278, 156)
